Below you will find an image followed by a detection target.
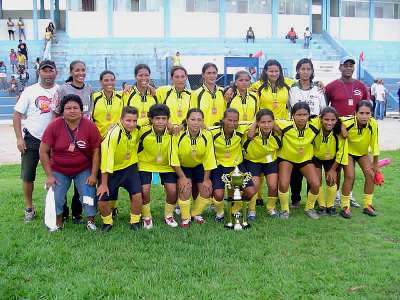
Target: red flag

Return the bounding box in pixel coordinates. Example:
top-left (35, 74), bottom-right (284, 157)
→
top-left (359, 51), bottom-right (364, 62)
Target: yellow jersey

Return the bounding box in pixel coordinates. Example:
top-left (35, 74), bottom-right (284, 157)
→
top-left (313, 130), bottom-right (348, 165)
top-left (122, 86), bottom-right (157, 127)
top-left (156, 85), bottom-right (192, 125)
top-left (227, 89), bottom-right (258, 122)
top-left (242, 129), bottom-right (281, 163)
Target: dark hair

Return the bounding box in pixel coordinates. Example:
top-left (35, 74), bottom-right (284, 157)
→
top-left (99, 70), bottom-right (115, 81)
top-left (202, 62), bottom-right (218, 74)
top-left (121, 106), bottom-right (138, 118)
top-left (170, 66), bottom-right (187, 77)
top-left (259, 59), bottom-right (290, 93)
top-left (182, 108), bottom-right (204, 129)
top-left (66, 60), bottom-right (86, 83)
top-left (320, 106), bottom-right (341, 135)
top-left (148, 104), bottom-right (170, 119)
top-left (134, 64), bottom-right (151, 77)
top-left (295, 58), bottom-right (314, 81)
top-left (291, 102), bottom-right (310, 116)
top-left (223, 108), bottom-right (239, 119)
top-left (60, 94), bottom-right (83, 114)
top-left (356, 100), bottom-right (373, 113)
top-left (256, 108), bottom-right (275, 122)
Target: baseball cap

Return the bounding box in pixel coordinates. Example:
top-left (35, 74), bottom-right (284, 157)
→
top-left (340, 56), bottom-right (355, 65)
top-left (39, 60), bottom-right (56, 70)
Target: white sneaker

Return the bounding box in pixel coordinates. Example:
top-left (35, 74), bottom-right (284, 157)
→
top-left (24, 207), bottom-right (36, 222)
top-left (143, 217), bottom-right (153, 230)
top-left (247, 211), bottom-right (256, 221)
top-left (164, 216), bottom-right (178, 228)
top-left (350, 191), bottom-right (361, 208)
top-left (86, 220), bottom-right (97, 231)
top-left (192, 215), bottom-right (205, 224)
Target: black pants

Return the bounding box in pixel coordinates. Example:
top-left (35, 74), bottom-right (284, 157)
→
top-left (63, 184), bottom-right (82, 218)
top-left (290, 167), bottom-right (303, 204)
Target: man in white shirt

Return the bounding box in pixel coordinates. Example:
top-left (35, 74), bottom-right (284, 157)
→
top-left (13, 60), bottom-right (58, 222)
top-left (374, 79), bottom-right (386, 120)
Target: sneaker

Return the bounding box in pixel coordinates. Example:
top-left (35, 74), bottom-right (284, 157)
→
top-left (48, 226), bottom-right (63, 232)
top-left (112, 208), bottom-right (119, 218)
top-left (62, 206), bottom-right (69, 221)
top-left (305, 209), bottom-right (320, 219)
top-left (256, 198), bottom-right (264, 206)
top-left (142, 217), bottom-right (153, 230)
top-left (350, 192), bottom-right (361, 208)
top-left (86, 220), bottom-right (97, 231)
top-left (247, 211), bottom-right (256, 221)
top-left (130, 222), bottom-right (141, 231)
top-left (335, 192), bottom-right (341, 208)
top-left (279, 211), bottom-right (289, 219)
top-left (164, 216), bottom-right (178, 228)
top-left (363, 205), bottom-right (377, 217)
top-left (24, 207), bottom-right (36, 222)
top-left (72, 215), bottom-right (84, 224)
top-left (101, 224), bottom-right (113, 232)
top-left (318, 207), bottom-right (328, 216)
top-left (180, 219), bottom-right (191, 228)
top-left (326, 207), bottom-right (337, 216)
top-left (340, 207), bottom-right (352, 219)
top-left (290, 202), bottom-right (300, 209)
top-left (215, 214), bottom-right (224, 222)
top-left (192, 215), bottom-right (205, 224)
top-left (174, 205), bottom-right (181, 215)
top-left (268, 209), bottom-right (279, 218)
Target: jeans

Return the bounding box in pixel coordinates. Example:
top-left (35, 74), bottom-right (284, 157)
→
top-left (304, 36), bottom-right (310, 48)
top-left (374, 101), bottom-right (385, 120)
top-left (53, 169), bottom-right (97, 217)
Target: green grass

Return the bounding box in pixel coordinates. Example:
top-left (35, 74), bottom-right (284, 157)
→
top-left (1, 151), bottom-right (400, 299)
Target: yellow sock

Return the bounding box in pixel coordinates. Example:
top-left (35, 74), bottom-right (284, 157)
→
top-left (278, 190), bottom-right (290, 212)
top-left (231, 201), bottom-right (243, 214)
top-left (317, 186), bottom-right (325, 208)
top-left (341, 194), bottom-right (350, 209)
top-left (214, 200), bottom-right (224, 215)
top-left (178, 199), bottom-right (191, 220)
top-left (363, 194), bottom-right (373, 208)
top-left (248, 194), bottom-right (257, 212)
top-left (130, 213), bottom-right (141, 224)
top-left (141, 203), bottom-right (152, 218)
top-left (101, 214), bottom-right (113, 225)
top-left (191, 195), bottom-right (210, 216)
top-left (326, 185), bottom-right (337, 208)
top-left (109, 200), bottom-right (117, 209)
top-left (164, 203), bottom-right (176, 218)
top-left (258, 177), bottom-right (264, 199)
top-left (266, 196), bottom-right (278, 211)
top-left (305, 191), bottom-right (319, 211)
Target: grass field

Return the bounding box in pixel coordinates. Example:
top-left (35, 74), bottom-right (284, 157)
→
top-left (1, 151), bottom-right (400, 299)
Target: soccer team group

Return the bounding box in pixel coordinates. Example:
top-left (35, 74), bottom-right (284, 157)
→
top-left (14, 56), bottom-right (381, 232)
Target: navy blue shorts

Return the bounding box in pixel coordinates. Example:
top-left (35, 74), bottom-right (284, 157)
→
top-left (243, 159), bottom-right (278, 177)
top-left (210, 163), bottom-right (254, 190)
top-left (140, 171), bottom-right (177, 185)
top-left (312, 157), bottom-right (335, 172)
top-left (277, 157), bottom-right (313, 169)
top-left (181, 165), bottom-right (205, 184)
top-left (100, 163), bottom-right (141, 201)
top-left (350, 154), bottom-right (362, 162)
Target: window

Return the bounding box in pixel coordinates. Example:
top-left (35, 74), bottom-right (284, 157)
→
top-left (82, 0), bottom-right (96, 11)
top-left (375, 1), bottom-right (400, 19)
top-left (341, 1), bottom-right (369, 18)
top-left (225, 0), bottom-right (271, 14)
top-left (116, 0), bottom-right (161, 11)
top-left (330, 0), bottom-right (339, 17)
top-left (279, 0), bottom-right (309, 15)
top-left (186, 0), bottom-right (219, 12)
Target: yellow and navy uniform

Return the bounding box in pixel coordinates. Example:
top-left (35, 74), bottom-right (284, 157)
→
top-left (191, 84), bottom-right (226, 127)
top-left (122, 86), bottom-right (157, 127)
top-left (313, 130), bottom-right (348, 166)
top-left (276, 118), bottom-right (321, 164)
top-left (91, 90), bottom-right (124, 139)
top-left (227, 89), bottom-right (258, 122)
top-left (251, 78), bottom-right (294, 120)
top-left (341, 116), bottom-right (379, 157)
top-left (156, 85), bottom-right (191, 125)
top-left (242, 129), bottom-right (281, 164)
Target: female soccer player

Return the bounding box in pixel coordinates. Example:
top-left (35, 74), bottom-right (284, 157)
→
top-left (170, 108), bottom-right (217, 227)
top-left (123, 64), bottom-right (157, 126)
top-left (340, 100), bottom-right (380, 218)
top-left (276, 102), bottom-right (321, 219)
top-left (225, 70), bottom-right (258, 122)
top-left (91, 70), bottom-right (124, 139)
top-left (191, 63), bottom-right (226, 127)
top-left (97, 107), bottom-right (143, 231)
top-left (138, 104), bottom-right (178, 229)
top-left (209, 108), bottom-right (256, 222)
top-left (313, 107), bottom-right (348, 216)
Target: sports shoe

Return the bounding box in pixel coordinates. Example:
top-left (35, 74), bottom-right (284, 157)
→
top-left (24, 207), bottom-right (36, 222)
top-left (279, 211), bottom-right (289, 219)
top-left (62, 206), bottom-right (69, 221)
top-left (192, 215), bottom-right (205, 224)
top-left (164, 216), bottom-right (178, 228)
top-left (72, 215), bottom-right (84, 224)
top-left (268, 209), bottom-right (279, 218)
top-left (318, 207), bottom-right (328, 216)
top-left (174, 205), bottom-right (181, 215)
top-left (101, 224), bottom-right (113, 232)
top-left (340, 207), bottom-right (352, 219)
top-left (48, 226), bottom-right (63, 232)
top-left (256, 198), bottom-right (264, 206)
top-left (180, 219), bottom-right (191, 228)
top-left (363, 205), bottom-right (377, 217)
top-left (112, 208), bottom-right (119, 218)
top-left (215, 214), bottom-right (224, 222)
top-left (130, 222), bottom-right (141, 231)
top-left (290, 202), bottom-right (300, 209)
top-left (305, 209), bottom-right (320, 219)
top-left (142, 217), bottom-right (153, 230)
top-left (326, 207), bottom-right (337, 216)
top-left (247, 211), bottom-right (256, 221)
top-left (86, 220), bottom-right (97, 231)
top-left (350, 192), bottom-right (361, 208)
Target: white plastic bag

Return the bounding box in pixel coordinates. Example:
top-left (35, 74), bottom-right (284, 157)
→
top-left (44, 186), bottom-right (57, 231)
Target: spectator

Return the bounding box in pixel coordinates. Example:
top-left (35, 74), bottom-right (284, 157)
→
top-left (46, 22), bottom-right (57, 43)
top-left (374, 79), bottom-right (386, 120)
top-left (7, 18), bottom-right (15, 40)
top-left (8, 75), bottom-right (17, 95)
top-left (34, 57), bottom-right (40, 82)
top-left (0, 61), bottom-right (7, 90)
top-left (370, 79), bottom-right (378, 115)
top-left (43, 29), bottom-right (52, 60)
top-left (9, 49), bottom-right (17, 73)
top-left (286, 27), bottom-right (298, 43)
top-left (18, 65), bottom-right (29, 89)
top-left (304, 27), bottom-right (312, 49)
top-left (398, 86), bottom-right (400, 113)
top-left (17, 51), bottom-right (26, 69)
top-left (17, 17), bottom-right (26, 40)
top-left (18, 40), bottom-right (28, 67)
top-left (172, 51), bottom-right (181, 67)
top-left (246, 26), bottom-right (255, 43)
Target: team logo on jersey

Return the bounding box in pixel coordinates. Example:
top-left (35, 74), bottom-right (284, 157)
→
top-left (353, 89), bottom-right (362, 96)
top-left (76, 140), bottom-right (87, 149)
top-left (35, 96), bottom-right (52, 114)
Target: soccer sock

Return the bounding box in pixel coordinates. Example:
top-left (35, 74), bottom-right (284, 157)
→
top-left (305, 191), bottom-right (319, 211)
top-left (178, 199), bottom-right (191, 221)
top-left (317, 186), bottom-right (325, 208)
top-left (164, 203), bottom-right (176, 218)
top-left (101, 213), bottom-right (113, 225)
top-left (141, 203), bottom-right (152, 218)
top-left (258, 177), bottom-right (264, 199)
top-left (266, 196), bottom-right (278, 211)
top-left (214, 200), bottom-right (224, 216)
top-left (363, 194), bottom-right (373, 208)
top-left (109, 200), bottom-right (117, 210)
top-left (341, 194), bottom-right (350, 209)
top-left (248, 194), bottom-right (257, 212)
top-left (130, 213), bottom-right (141, 224)
top-left (278, 190), bottom-right (290, 212)
top-left (191, 195), bottom-right (210, 216)
top-left (231, 201), bottom-right (243, 214)
top-left (326, 185), bottom-right (337, 208)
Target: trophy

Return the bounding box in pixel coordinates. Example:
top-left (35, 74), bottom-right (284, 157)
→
top-left (221, 166), bottom-right (253, 230)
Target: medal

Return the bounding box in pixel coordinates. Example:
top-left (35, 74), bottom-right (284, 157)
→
top-left (141, 111), bottom-right (146, 118)
top-left (212, 107), bottom-right (217, 114)
top-left (243, 113), bottom-right (248, 120)
top-left (156, 153), bottom-right (162, 163)
top-left (298, 147), bottom-right (304, 155)
top-left (177, 109), bottom-right (182, 117)
top-left (125, 152), bottom-right (131, 160)
top-left (106, 112), bottom-right (111, 121)
top-left (325, 151), bottom-right (331, 160)
top-left (224, 151), bottom-right (230, 158)
top-left (273, 101), bottom-right (278, 109)
top-left (191, 149), bottom-right (197, 159)
top-left (68, 143), bottom-right (75, 152)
